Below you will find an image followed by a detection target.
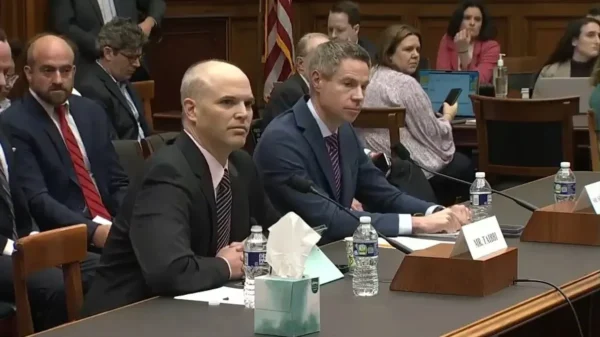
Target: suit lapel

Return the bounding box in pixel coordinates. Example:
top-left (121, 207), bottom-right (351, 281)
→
top-left (294, 99), bottom-right (338, 199)
top-left (95, 64), bottom-right (137, 119)
top-left (337, 124), bottom-right (354, 204)
top-left (0, 133), bottom-right (14, 212)
top-left (87, 0), bottom-right (103, 23)
top-left (227, 162), bottom-right (246, 242)
top-left (176, 134), bottom-right (218, 252)
top-left (27, 96), bottom-right (78, 184)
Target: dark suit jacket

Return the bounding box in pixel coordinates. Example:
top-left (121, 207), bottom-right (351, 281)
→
top-left (253, 97), bottom-right (435, 242)
top-left (358, 37), bottom-right (377, 61)
top-left (81, 132), bottom-right (280, 316)
top-left (78, 63), bottom-right (151, 140)
top-left (49, 0), bottom-right (166, 80)
top-left (0, 94), bottom-right (129, 242)
top-left (0, 128), bottom-right (39, 251)
top-left (262, 73), bottom-right (309, 129)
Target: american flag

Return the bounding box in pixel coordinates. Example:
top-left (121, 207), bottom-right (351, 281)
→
top-left (263, 0), bottom-right (294, 102)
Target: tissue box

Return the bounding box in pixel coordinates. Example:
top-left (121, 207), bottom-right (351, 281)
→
top-left (254, 275), bottom-right (320, 337)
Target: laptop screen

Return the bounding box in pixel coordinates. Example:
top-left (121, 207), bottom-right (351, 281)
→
top-left (419, 70), bottom-right (479, 117)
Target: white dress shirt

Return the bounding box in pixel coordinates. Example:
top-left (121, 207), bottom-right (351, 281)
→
top-left (306, 99), bottom-right (439, 235)
top-left (184, 130), bottom-right (232, 276)
top-left (97, 0), bottom-right (117, 24)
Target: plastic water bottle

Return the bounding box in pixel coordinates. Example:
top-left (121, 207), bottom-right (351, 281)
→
top-left (493, 53), bottom-right (508, 98)
top-left (554, 162), bottom-right (576, 203)
top-left (243, 225), bottom-right (269, 308)
top-left (470, 172), bottom-right (493, 222)
top-left (352, 216), bottom-right (378, 297)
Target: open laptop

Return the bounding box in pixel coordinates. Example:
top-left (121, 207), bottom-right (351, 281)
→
top-left (419, 70), bottom-right (480, 117)
top-left (533, 77), bottom-right (593, 113)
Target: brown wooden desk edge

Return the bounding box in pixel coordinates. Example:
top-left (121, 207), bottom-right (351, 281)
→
top-left (29, 297), bottom-right (159, 336)
top-left (442, 270), bottom-right (600, 337)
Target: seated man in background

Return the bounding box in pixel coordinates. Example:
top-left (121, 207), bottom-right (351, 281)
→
top-left (327, 1), bottom-right (377, 60)
top-left (263, 32), bottom-right (329, 128)
top-left (49, 0), bottom-right (165, 83)
top-left (78, 17), bottom-right (152, 140)
top-left (0, 28), bottom-right (69, 333)
top-left (1, 34), bottom-right (129, 250)
top-left (254, 40), bottom-right (470, 243)
top-left (82, 60), bottom-right (280, 316)
top-left (0, 39), bottom-right (22, 113)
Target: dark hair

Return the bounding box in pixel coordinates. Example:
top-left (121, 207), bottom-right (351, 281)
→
top-left (375, 24), bottom-right (421, 71)
top-left (446, 0), bottom-right (496, 41)
top-left (589, 6), bottom-right (600, 16)
top-left (543, 17), bottom-right (600, 67)
top-left (9, 40), bottom-right (22, 59)
top-left (0, 29), bottom-right (6, 43)
top-left (330, 1), bottom-right (360, 26)
top-left (96, 17), bottom-right (148, 56)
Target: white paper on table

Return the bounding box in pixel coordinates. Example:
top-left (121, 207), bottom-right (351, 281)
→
top-left (174, 286), bottom-right (244, 306)
top-left (344, 236), bottom-right (453, 251)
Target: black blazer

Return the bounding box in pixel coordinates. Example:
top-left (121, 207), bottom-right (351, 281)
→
top-left (0, 128), bottom-right (38, 251)
top-left (81, 132), bottom-right (280, 316)
top-left (1, 94), bottom-right (129, 242)
top-left (78, 62), bottom-right (152, 140)
top-left (262, 73), bottom-right (309, 129)
top-left (49, 0), bottom-right (166, 80)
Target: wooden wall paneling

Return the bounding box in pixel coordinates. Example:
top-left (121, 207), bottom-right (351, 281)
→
top-left (146, 16), bottom-right (228, 115)
top-left (526, 17), bottom-right (576, 63)
top-left (229, 17), bottom-right (262, 103)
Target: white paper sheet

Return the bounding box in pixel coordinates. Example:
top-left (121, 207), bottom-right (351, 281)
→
top-left (174, 286), bottom-right (244, 306)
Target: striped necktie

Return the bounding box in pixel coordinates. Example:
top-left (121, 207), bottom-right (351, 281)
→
top-left (0, 162), bottom-right (17, 240)
top-left (325, 134), bottom-right (341, 200)
top-left (216, 169), bottom-right (232, 250)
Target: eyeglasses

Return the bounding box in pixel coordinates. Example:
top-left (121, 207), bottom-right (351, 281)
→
top-left (119, 51), bottom-right (144, 63)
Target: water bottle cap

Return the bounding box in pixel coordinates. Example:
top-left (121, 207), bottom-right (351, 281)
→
top-left (560, 162), bottom-right (571, 168)
top-left (475, 172), bottom-right (486, 178)
top-left (250, 225), bottom-right (262, 232)
top-left (359, 216), bottom-right (371, 224)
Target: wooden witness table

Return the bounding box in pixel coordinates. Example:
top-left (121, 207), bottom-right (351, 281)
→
top-left (33, 173), bottom-right (600, 337)
top-left (453, 114), bottom-right (589, 148)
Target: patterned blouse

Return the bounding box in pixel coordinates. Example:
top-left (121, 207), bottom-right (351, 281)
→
top-left (358, 65), bottom-right (456, 177)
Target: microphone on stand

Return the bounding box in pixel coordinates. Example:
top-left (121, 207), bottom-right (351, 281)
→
top-left (285, 175), bottom-right (414, 254)
top-left (391, 143), bottom-right (539, 212)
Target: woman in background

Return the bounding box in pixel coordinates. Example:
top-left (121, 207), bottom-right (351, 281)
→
top-left (533, 17), bottom-right (600, 96)
top-left (360, 24), bottom-right (473, 205)
top-left (436, 0), bottom-right (500, 84)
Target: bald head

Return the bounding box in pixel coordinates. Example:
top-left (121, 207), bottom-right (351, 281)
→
top-left (25, 34), bottom-right (76, 106)
top-left (295, 33), bottom-right (329, 76)
top-left (180, 60), bottom-right (254, 160)
top-left (27, 34), bottom-right (74, 67)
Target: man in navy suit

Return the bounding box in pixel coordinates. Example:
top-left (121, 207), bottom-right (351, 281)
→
top-left (254, 40), bottom-right (470, 242)
top-left (1, 34), bottom-right (129, 249)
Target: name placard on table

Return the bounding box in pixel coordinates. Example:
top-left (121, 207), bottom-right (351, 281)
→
top-left (451, 216), bottom-right (507, 260)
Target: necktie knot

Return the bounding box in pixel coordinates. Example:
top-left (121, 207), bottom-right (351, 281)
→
top-left (325, 134), bottom-right (339, 149)
top-left (55, 104), bottom-right (67, 119)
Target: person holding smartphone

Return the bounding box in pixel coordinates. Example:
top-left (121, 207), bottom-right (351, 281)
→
top-left (358, 24), bottom-right (473, 206)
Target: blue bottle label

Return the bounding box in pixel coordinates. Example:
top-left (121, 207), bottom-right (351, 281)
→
top-left (554, 182), bottom-right (575, 195)
top-left (471, 193), bottom-right (491, 206)
top-left (245, 251), bottom-right (267, 267)
top-left (353, 242), bottom-right (378, 257)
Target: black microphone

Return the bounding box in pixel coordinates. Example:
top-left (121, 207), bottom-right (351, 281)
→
top-left (391, 143), bottom-right (538, 212)
top-left (285, 175), bottom-right (414, 254)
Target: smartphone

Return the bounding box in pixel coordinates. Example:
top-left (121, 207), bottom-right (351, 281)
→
top-left (438, 88), bottom-right (463, 114)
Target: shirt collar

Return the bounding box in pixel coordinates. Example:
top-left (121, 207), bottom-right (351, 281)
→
top-left (306, 99), bottom-right (335, 137)
top-left (184, 130), bottom-right (228, 191)
top-left (299, 74), bottom-right (309, 89)
top-left (96, 59), bottom-right (120, 85)
top-left (0, 98), bottom-right (10, 112)
top-left (29, 88), bottom-right (69, 116)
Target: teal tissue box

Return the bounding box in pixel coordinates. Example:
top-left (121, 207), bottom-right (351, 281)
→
top-left (254, 275), bottom-right (320, 337)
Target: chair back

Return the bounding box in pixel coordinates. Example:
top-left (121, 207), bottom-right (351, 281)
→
top-left (243, 118), bottom-right (263, 155)
top-left (588, 110), bottom-right (600, 171)
top-left (112, 139), bottom-right (145, 180)
top-left (470, 94), bottom-right (577, 178)
top-left (141, 132), bottom-right (180, 158)
top-left (12, 225), bottom-right (87, 336)
top-left (131, 80), bottom-right (155, 130)
top-left (353, 108), bottom-right (405, 147)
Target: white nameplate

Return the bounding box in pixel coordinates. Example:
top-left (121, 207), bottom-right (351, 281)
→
top-left (450, 216), bottom-right (507, 260)
top-left (581, 181), bottom-right (600, 214)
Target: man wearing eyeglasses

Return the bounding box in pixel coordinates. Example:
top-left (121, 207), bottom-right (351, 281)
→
top-left (77, 18), bottom-right (152, 140)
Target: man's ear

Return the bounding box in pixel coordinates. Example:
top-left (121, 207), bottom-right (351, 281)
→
top-left (182, 98), bottom-right (198, 123)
